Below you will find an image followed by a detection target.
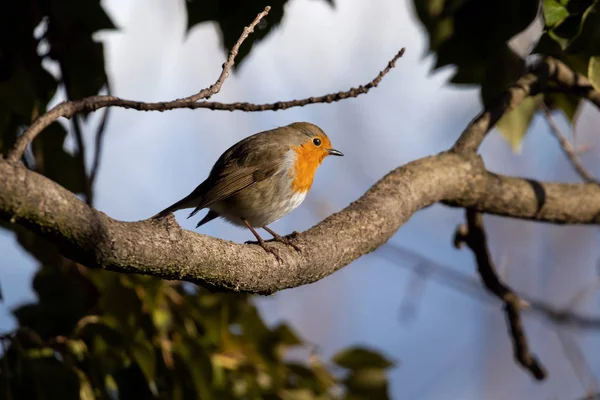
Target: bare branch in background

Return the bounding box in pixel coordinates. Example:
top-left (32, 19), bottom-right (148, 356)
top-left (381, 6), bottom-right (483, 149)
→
top-left (556, 329), bottom-right (600, 396)
top-left (378, 242), bottom-right (600, 329)
top-left (454, 210), bottom-right (546, 380)
top-left (541, 104), bottom-right (598, 184)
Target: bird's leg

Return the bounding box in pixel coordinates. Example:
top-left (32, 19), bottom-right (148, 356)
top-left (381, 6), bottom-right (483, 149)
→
top-left (242, 219), bottom-right (282, 262)
top-left (262, 225), bottom-right (301, 252)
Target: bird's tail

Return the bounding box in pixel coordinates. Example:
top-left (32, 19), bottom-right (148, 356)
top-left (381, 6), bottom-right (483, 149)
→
top-left (152, 196), bottom-right (195, 219)
top-left (152, 183), bottom-right (207, 219)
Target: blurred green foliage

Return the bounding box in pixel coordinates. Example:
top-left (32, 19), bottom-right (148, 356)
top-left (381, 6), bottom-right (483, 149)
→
top-left (413, 0), bottom-right (600, 149)
top-left (0, 1), bottom-right (394, 399)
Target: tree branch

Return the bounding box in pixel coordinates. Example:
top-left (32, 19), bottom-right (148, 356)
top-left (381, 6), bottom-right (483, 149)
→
top-left (454, 210), bottom-right (546, 380)
top-left (541, 104), bottom-right (597, 184)
top-left (5, 6), bottom-right (273, 163)
top-left (452, 72), bottom-right (543, 154)
top-left (452, 57), bottom-right (600, 155)
top-left (379, 242), bottom-right (600, 329)
top-left (4, 6), bottom-right (404, 163)
top-left (2, 151), bottom-right (600, 295)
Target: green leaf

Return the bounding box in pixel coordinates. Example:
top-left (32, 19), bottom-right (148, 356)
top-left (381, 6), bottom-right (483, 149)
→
top-left (544, 0), bottom-right (570, 27)
top-left (588, 56), bottom-right (600, 91)
top-left (413, 0), bottom-right (538, 104)
top-left (19, 358), bottom-right (81, 400)
top-left (185, 1), bottom-right (288, 68)
top-left (279, 388), bottom-right (316, 400)
top-left (52, 0), bottom-right (116, 33)
top-left (13, 263), bottom-right (96, 339)
top-left (271, 323), bottom-right (302, 347)
top-left (496, 95), bottom-right (541, 152)
top-left (566, 2), bottom-right (600, 55)
top-left (35, 122), bottom-right (87, 194)
top-left (75, 368), bottom-right (95, 400)
top-left (544, 92), bottom-right (581, 122)
top-left (130, 341), bottom-right (157, 395)
top-left (343, 368), bottom-right (389, 399)
top-left (333, 347), bottom-right (395, 370)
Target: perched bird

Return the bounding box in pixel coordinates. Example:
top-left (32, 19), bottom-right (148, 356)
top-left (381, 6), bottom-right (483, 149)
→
top-left (154, 122), bottom-right (343, 258)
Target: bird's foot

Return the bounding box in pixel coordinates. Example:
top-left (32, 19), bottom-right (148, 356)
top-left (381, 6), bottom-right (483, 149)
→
top-left (271, 234), bottom-right (301, 252)
top-left (261, 226), bottom-right (301, 252)
top-left (244, 238), bottom-right (283, 262)
top-left (262, 245), bottom-right (283, 262)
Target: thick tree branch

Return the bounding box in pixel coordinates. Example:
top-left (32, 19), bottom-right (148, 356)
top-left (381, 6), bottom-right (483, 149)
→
top-left (454, 210), bottom-right (546, 380)
top-left (2, 151), bottom-right (600, 295)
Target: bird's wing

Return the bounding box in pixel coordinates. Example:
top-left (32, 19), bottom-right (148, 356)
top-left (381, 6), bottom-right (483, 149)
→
top-left (187, 158), bottom-right (283, 218)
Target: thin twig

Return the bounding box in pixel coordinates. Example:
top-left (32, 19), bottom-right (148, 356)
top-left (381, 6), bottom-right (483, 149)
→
top-left (454, 210), bottom-right (547, 380)
top-left (6, 6), bottom-right (273, 162)
top-left (6, 6), bottom-right (405, 164)
top-left (556, 329), bottom-right (600, 395)
top-left (6, 46), bottom-right (404, 162)
top-left (541, 104), bottom-right (598, 184)
top-left (89, 83), bottom-right (112, 186)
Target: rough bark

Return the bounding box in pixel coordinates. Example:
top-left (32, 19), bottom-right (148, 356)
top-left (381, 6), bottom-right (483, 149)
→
top-left (2, 150), bottom-right (600, 294)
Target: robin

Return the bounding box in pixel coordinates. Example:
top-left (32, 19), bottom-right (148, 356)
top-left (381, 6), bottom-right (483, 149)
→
top-left (154, 122), bottom-right (343, 259)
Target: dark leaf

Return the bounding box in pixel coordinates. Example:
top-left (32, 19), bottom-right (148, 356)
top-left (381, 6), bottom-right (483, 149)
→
top-left (14, 264), bottom-right (96, 339)
top-left (566, 3), bottom-right (600, 55)
top-left (343, 368), bottom-right (389, 399)
top-left (185, 0), bottom-right (288, 68)
top-left (9, 356), bottom-right (81, 400)
top-left (271, 323), bottom-right (303, 347)
top-left (544, 92), bottom-right (581, 122)
top-left (36, 122), bottom-right (87, 194)
top-left (49, 0), bottom-right (116, 34)
top-left (414, 0), bottom-right (538, 104)
top-left (130, 340), bottom-right (158, 395)
top-left (333, 347), bottom-right (394, 370)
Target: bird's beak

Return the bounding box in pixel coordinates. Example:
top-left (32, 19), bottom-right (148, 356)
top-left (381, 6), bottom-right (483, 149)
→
top-left (327, 148), bottom-right (344, 156)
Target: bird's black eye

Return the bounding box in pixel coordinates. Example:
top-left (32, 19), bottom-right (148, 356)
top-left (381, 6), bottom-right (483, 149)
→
top-left (313, 138), bottom-right (321, 146)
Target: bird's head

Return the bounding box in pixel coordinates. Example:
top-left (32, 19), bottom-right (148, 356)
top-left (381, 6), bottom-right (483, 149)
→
top-left (286, 122), bottom-right (343, 193)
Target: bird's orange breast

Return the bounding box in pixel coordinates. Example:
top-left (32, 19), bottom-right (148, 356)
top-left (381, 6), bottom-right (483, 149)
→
top-left (289, 144), bottom-right (327, 193)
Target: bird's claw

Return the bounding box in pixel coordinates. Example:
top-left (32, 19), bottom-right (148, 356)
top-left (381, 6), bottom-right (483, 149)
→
top-left (245, 237), bottom-right (299, 259)
top-left (272, 236), bottom-right (301, 252)
top-left (264, 246), bottom-right (283, 262)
